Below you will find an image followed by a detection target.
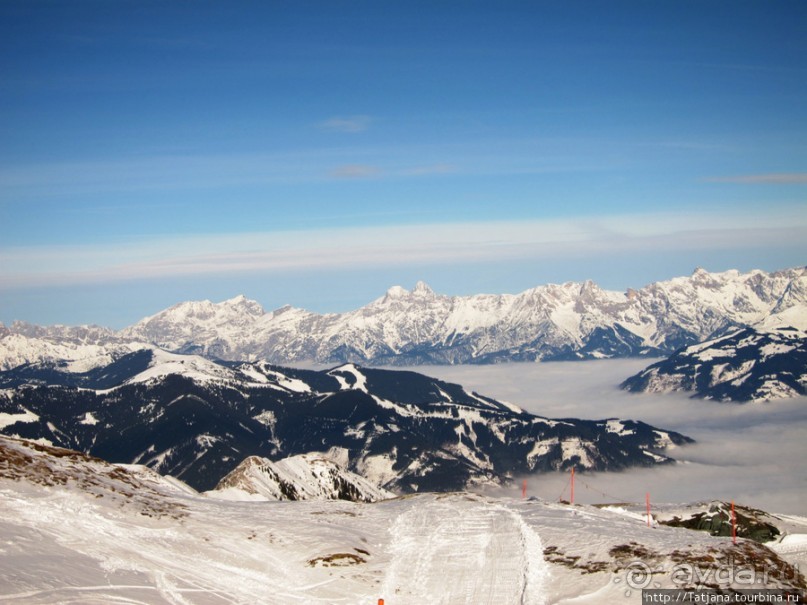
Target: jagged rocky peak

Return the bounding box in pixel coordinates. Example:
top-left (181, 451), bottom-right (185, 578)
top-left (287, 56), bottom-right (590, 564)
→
top-left (154, 294), bottom-right (264, 321)
top-left (412, 280), bottom-right (435, 296)
top-left (271, 303), bottom-right (294, 315)
top-left (7, 321), bottom-right (115, 343)
top-left (223, 294), bottom-right (265, 314)
top-left (690, 266), bottom-right (730, 286)
top-left (381, 281), bottom-right (435, 303)
top-left (208, 452), bottom-right (391, 503)
top-left (383, 285), bottom-right (409, 300)
top-left (773, 273), bottom-right (807, 315)
top-left (575, 279), bottom-right (606, 307)
top-left (121, 295), bottom-right (267, 345)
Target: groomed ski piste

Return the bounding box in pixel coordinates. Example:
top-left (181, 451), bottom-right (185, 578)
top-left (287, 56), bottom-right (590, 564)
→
top-left (1, 436), bottom-right (805, 604)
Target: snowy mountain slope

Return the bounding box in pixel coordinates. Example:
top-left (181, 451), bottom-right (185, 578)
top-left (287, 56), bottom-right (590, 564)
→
top-left (119, 294), bottom-right (267, 358)
top-left (0, 347), bottom-right (251, 390)
top-left (622, 326), bottom-right (807, 402)
top-left (1, 435), bottom-right (803, 604)
top-left (208, 451), bottom-right (392, 502)
top-left (0, 354), bottom-right (692, 492)
top-left (0, 326), bottom-right (149, 372)
top-left (3, 266), bottom-right (804, 368)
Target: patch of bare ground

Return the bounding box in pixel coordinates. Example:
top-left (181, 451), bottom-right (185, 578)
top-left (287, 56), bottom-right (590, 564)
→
top-left (669, 541), bottom-right (806, 591)
top-left (543, 545), bottom-right (611, 574)
top-left (609, 541), bottom-right (663, 568)
top-left (0, 437), bottom-right (187, 520)
top-left (307, 552), bottom-right (367, 567)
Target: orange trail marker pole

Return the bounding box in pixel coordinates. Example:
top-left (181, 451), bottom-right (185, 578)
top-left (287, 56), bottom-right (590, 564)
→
top-left (378, 599), bottom-right (385, 605)
top-left (570, 467), bottom-right (575, 505)
top-left (522, 479), bottom-right (527, 499)
top-left (646, 492), bottom-right (651, 527)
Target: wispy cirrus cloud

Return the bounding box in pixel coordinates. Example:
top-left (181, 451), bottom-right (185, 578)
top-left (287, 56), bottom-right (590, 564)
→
top-left (703, 172), bottom-right (807, 184)
top-left (2, 209), bottom-right (805, 290)
top-left (0, 151), bottom-right (454, 199)
top-left (318, 115), bottom-right (373, 133)
top-left (327, 162), bottom-right (457, 179)
top-left (328, 164), bottom-right (382, 179)
top-left (399, 163), bottom-right (458, 176)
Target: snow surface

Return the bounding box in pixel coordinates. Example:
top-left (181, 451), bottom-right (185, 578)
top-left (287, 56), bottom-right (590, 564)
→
top-left (328, 363), bottom-right (368, 392)
top-left (0, 408), bottom-right (38, 430)
top-left (1, 436), bottom-right (805, 604)
top-left (122, 349), bottom-right (235, 385)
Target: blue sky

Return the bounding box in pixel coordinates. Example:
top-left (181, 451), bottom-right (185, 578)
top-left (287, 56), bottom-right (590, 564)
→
top-left (1, 1), bottom-right (805, 327)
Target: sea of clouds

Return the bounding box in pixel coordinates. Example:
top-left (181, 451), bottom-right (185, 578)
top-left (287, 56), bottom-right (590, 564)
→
top-left (408, 359), bottom-right (807, 516)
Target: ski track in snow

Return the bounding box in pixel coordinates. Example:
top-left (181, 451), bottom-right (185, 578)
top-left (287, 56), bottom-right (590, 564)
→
top-left (381, 497), bottom-right (548, 605)
top-left (4, 426), bottom-right (803, 605)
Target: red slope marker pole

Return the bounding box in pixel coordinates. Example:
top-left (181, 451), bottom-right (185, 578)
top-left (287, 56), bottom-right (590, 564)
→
top-left (570, 467), bottom-right (575, 505)
top-left (522, 479), bottom-right (527, 499)
top-left (379, 599), bottom-right (385, 605)
top-left (646, 492), bottom-right (651, 527)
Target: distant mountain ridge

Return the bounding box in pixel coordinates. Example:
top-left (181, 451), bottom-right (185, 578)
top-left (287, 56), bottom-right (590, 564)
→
top-left (0, 352), bottom-right (692, 492)
top-left (2, 266), bottom-right (805, 369)
top-left (622, 325), bottom-right (807, 402)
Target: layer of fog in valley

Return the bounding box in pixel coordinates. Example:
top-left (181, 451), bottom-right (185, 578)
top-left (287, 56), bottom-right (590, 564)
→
top-left (407, 359), bottom-right (807, 516)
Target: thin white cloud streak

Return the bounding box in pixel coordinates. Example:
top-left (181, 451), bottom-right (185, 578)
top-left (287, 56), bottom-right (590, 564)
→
top-left (704, 173), bottom-right (807, 184)
top-left (0, 150), bottom-right (456, 198)
top-left (413, 360), bottom-right (807, 515)
top-left (329, 164), bottom-right (383, 179)
top-left (327, 162), bottom-right (458, 179)
top-left (318, 115), bottom-right (373, 133)
top-left (0, 134), bottom-right (677, 199)
top-left (0, 152), bottom-right (322, 196)
top-left (398, 163), bottom-right (458, 176)
top-left (1, 210), bottom-right (806, 289)
top-left (0, 133), bottom-right (754, 201)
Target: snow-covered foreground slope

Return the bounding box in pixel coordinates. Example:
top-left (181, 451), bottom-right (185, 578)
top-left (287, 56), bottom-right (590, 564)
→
top-left (1, 436), bottom-right (804, 604)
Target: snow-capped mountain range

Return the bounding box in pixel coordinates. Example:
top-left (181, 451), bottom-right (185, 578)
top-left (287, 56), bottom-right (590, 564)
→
top-left (0, 352), bottom-right (691, 492)
top-left (2, 266), bottom-right (805, 368)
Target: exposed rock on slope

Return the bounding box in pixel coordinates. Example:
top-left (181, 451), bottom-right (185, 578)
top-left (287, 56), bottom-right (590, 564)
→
top-left (208, 451), bottom-right (392, 502)
top-left (657, 501), bottom-right (783, 543)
